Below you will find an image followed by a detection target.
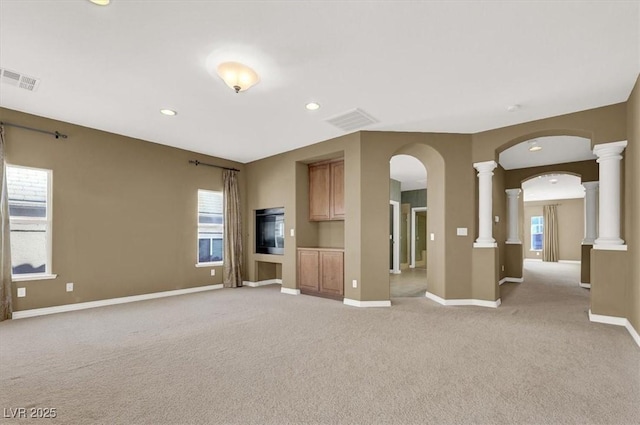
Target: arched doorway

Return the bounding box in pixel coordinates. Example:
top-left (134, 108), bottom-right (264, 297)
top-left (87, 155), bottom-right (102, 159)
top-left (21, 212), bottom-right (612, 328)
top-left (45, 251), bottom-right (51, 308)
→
top-left (389, 154), bottom-right (427, 297)
top-left (497, 135), bottom-right (596, 306)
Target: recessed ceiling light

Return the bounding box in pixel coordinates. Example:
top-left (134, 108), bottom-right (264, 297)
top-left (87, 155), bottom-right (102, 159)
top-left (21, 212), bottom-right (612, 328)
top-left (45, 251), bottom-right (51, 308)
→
top-left (550, 178), bottom-right (559, 184)
top-left (507, 104), bottom-right (520, 112)
top-left (305, 102), bottom-right (320, 111)
top-left (529, 145), bottom-right (542, 152)
top-left (160, 109), bottom-right (177, 116)
top-left (89, 0), bottom-right (110, 5)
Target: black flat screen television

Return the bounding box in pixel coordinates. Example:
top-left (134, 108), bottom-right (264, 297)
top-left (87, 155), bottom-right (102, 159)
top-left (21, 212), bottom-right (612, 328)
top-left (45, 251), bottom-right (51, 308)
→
top-left (255, 208), bottom-right (284, 255)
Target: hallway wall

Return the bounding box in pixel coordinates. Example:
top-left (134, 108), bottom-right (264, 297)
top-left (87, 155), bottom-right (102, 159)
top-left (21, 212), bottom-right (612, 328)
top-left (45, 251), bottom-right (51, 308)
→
top-left (523, 199), bottom-right (584, 261)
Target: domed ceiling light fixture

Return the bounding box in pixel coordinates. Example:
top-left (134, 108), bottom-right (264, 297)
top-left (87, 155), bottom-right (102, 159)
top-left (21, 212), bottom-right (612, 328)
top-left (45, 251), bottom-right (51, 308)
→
top-left (528, 140), bottom-right (542, 152)
top-left (216, 62), bottom-right (259, 93)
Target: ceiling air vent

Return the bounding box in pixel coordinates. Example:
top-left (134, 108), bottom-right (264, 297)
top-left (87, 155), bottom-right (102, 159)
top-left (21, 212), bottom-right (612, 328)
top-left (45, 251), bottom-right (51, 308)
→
top-left (0, 68), bottom-right (40, 91)
top-left (325, 108), bottom-right (378, 132)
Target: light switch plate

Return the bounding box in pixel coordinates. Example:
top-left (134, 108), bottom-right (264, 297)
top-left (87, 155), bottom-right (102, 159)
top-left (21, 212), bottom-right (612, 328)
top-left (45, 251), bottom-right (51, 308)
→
top-left (456, 228), bottom-right (468, 236)
top-left (352, 280), bottom-right (357, 288)
top-left (210, 269), bottom-right (215, 276)
top-left (290, 228), bottom-right (295, 237)
top-left (66, 282), bottom-right (74, 292)
top-left (17, 287), bottom-right (26, 297)
top-left (430, 233), bottom-right (435, 241)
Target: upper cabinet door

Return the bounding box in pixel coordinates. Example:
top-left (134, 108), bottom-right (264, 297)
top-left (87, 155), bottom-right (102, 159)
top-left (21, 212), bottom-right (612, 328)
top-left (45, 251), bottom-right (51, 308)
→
top-left (330, 160), bottom-right (345, 220)
top-left (309, 163), bottom-right (331, 221)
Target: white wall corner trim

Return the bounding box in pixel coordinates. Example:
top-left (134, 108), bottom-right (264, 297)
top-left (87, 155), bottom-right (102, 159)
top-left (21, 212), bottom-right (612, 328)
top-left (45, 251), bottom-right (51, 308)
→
top-left (579, 282), bottom-right (591, 289)
top-left (425, 291), bottom-right (501, 308)
top-left (243, 279), bottom-right (282, 287)
top-left (343, 298), bottom-right (392, 308)
top-left (12, 284), bottom-right (224, 320)
top-left (505, 277), bottom-right (524, 283)
top-left (588, 310), bottom-right (640, 348)
top-left (280, 287), bottom-right (300, 295)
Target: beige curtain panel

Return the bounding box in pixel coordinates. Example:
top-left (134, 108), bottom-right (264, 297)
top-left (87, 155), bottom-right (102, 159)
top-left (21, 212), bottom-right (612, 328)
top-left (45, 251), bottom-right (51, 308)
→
top-left (222, 169), bottom-right (243, 288)
top-left (0, 126), bottom-right (13, 321)
top-left (543, 204), bottom-right (559, 262)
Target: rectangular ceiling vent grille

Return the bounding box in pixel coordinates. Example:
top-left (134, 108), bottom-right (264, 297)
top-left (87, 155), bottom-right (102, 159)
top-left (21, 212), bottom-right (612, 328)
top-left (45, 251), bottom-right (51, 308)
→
top-left (325, 108), bottom-right (378, 132)
top-left (0, 68), bottom-right (40, 91)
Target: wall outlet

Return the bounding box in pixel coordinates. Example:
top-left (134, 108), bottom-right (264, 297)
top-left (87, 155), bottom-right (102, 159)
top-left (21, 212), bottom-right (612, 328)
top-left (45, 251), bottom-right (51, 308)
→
top-left (66, 282), bottom-right (74, 292)
top-left (352, 279), bottom-right (357, 288)
top-left (17, 287), bottom-right (26, 298)
top-left (430, 233), bottom-right (435, 241)
top-left (501, 265), bottom-right (505, 272)
top-left (210, 269), bottom-right (216, 276)
top-left (456, 228), bottom-right (468, 236)
top-left (494, 216), bottom-right (500, 223)
top-left (290, 228), bottom-right (295, 237)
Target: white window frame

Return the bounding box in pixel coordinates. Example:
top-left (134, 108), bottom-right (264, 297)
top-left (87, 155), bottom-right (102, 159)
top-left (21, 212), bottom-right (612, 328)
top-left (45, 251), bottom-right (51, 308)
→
top-left (7, 164), bottom-right (57, 282)
top-left (530, 215), bottom-right (544, 252)
top-left (196, 189), bottom-right (224, 267)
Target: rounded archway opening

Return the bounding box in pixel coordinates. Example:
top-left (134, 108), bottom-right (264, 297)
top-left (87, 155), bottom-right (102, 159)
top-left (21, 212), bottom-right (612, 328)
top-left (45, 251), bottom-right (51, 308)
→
top-left (389, 154), bottom-right (428, 297)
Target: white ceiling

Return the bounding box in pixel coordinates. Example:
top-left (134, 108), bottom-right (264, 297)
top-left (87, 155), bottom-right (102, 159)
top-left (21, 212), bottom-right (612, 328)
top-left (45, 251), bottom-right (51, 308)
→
top-left (390, 155), bottom-right (427, 191)
top-left (499, 136), bottom-right (596, 170)
top-left (0, 1), bottom-right (638, 164)
top-left (522, 174), bottom-right (584, 202)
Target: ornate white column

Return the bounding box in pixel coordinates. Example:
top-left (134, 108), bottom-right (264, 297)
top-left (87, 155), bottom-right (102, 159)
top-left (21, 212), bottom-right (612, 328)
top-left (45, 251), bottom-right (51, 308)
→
top-left (474, 160), bottom-right (497, 247)
top-left (593, 141), bottom-right (627, 250)
top-left (505, 188), bottom-right (521, 244)
top-left (581, 181), bottom-right (599, 245)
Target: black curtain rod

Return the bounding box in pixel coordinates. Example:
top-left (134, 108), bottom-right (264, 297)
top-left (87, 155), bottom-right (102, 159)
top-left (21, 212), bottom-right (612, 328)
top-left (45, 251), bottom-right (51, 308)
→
top-left (189, 159), bottom-right (239, 172)
top-left (0, 121), bottom-right (68, 139)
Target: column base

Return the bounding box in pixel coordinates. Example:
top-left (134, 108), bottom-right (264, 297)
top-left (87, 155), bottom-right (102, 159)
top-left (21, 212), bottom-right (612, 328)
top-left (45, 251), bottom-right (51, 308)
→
top-left (474, 242), bottom-right (497, 248)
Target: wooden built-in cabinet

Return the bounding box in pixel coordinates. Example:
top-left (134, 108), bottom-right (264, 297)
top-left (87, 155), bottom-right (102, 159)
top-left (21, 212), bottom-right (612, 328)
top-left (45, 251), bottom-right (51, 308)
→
top-left (309, 159), bottom-right (344, 221)
top-left (297, 248), bottom-right (344, 300)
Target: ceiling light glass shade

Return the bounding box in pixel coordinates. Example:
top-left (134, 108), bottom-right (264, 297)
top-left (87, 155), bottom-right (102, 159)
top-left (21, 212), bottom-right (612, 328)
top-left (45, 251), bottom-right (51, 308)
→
top-left (216, 62), bottom-right (259, 93)
top-left (305, 102), bottom-right (320, 110)
top-left (89, 0), bottom-right (110, 5)
top-left (529, 145), bottom-right (542, 152)
top-left (160, 109), bottom-right (177, 116)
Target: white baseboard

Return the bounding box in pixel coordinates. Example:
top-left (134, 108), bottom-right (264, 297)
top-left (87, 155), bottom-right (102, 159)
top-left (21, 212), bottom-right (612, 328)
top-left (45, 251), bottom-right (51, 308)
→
top-left (588, 310), bottom-right (640, 348)
top-left (343, 298), bottom-right (391, 308)
top-left (559, 260), bottom-right (581, 264)
top-left (243, 279), bottom-right (282, 287)
top-left (425, 291), bottom-right (501, 308)
top-left (579, 282), bottom-right (591, 289)
top-left (499, 277), bottom-right (524, 285)
top-left (12, 284), bottom-right (224, 320)
top-left (280, 287), bottom-right (300, 295)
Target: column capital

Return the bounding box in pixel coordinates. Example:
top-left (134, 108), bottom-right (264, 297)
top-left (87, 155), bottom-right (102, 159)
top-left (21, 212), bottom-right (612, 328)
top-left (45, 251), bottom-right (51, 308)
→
top-left (505, 188), bottom-right (521, 197)
top-left (593, 140), bottom-right (627, 161)
top-left (582, 181), bottom-right (599, 190)
top-left (473, 160), bottom-right (497, 174)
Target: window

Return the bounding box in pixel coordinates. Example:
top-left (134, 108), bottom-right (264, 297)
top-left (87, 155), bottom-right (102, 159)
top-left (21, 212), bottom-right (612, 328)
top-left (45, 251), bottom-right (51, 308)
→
top-left (6, 165), bottom-right (55, 280)
top-left (531, 216), bottom-right (544, 251)
top-left (197, 190), bottom-right (223, 265)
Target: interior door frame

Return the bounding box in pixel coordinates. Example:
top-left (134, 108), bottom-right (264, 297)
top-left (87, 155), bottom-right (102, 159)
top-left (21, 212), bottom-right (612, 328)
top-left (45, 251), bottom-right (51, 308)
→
top-left (390, 200), bottom-right (401, 274)
top-left (410, 207), bottom-right (428, 268)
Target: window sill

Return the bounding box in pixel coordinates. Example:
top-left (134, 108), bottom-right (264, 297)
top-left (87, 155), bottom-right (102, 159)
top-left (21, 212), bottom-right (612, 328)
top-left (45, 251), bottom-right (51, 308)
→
top-left (195, 262), bottom-right (222, 268)
top-left (12, 273), bottom-right (58, 282)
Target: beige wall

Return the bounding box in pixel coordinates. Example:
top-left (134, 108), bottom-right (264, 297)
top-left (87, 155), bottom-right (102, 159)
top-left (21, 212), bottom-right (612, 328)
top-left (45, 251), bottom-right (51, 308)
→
top-left (504, 160), bottom-right (598, 190)
top-left (1, 107), bottom-right (244, 312)
top-left (627, 74), bottom-right (640, 333)
top-left (523, 199), bottom-right (584, 261)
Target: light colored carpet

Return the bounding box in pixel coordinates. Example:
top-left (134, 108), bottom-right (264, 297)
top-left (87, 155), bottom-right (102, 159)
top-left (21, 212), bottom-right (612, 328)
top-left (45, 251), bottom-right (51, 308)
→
top-left (0, 262), bottom-right (638, 425)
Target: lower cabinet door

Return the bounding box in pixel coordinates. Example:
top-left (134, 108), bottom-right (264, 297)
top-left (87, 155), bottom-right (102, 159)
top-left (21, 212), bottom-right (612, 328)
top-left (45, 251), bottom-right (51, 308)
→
top-left (298, 250), bottom-right (320, 292)
top-left (319, 251), bottom-right (344, 296)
